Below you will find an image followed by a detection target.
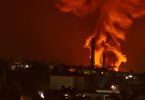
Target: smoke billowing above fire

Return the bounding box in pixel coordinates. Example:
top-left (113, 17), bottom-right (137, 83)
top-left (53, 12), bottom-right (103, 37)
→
top-left (55, 0), bottom-right (145, 71)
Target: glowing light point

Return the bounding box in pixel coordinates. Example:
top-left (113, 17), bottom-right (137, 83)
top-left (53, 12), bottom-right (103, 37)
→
top-left (38, 91), bottom-right (45, 99)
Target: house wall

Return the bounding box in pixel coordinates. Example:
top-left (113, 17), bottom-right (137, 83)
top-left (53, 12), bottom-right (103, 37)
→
top-left (49, 75), bottom-right (84, 90)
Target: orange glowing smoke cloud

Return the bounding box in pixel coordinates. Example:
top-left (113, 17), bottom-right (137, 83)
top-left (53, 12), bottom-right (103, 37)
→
top-left (55, 0), bottom-right (145, 71)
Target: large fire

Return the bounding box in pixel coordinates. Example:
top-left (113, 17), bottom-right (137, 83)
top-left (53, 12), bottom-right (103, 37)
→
top-left (55, 0), bottom-right (145, 71)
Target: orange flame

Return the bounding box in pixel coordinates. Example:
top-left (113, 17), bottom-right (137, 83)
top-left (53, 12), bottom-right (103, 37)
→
top-left (55, 0), bottom-right (145, 71)
top-left (84, 33), bottom-right (127, 71)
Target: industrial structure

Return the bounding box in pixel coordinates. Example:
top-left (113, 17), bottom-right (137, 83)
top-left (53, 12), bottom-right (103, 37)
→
top-left (0, 38), bottom-right (145, 100)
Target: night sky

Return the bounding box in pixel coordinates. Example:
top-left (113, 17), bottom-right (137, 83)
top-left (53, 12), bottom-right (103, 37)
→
top-left (1, 0), bottom-right (145, 72)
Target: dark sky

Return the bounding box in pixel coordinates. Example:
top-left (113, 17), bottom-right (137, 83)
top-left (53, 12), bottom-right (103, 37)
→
top-left (1, 0), bottom-right (145, 72)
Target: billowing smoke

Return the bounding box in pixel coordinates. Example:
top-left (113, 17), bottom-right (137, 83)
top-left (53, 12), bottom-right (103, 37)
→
top-left (55, 0), bottom-right (145, 71)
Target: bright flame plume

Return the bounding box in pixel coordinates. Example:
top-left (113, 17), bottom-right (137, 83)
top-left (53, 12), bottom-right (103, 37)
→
top-left (55, 0), bottom-right (145, 71)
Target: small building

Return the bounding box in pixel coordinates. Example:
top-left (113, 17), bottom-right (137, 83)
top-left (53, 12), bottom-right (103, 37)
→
top-left (49, 75), bottom-right (84, 90)
top-left (84, 90), bottom-right (120, 100)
